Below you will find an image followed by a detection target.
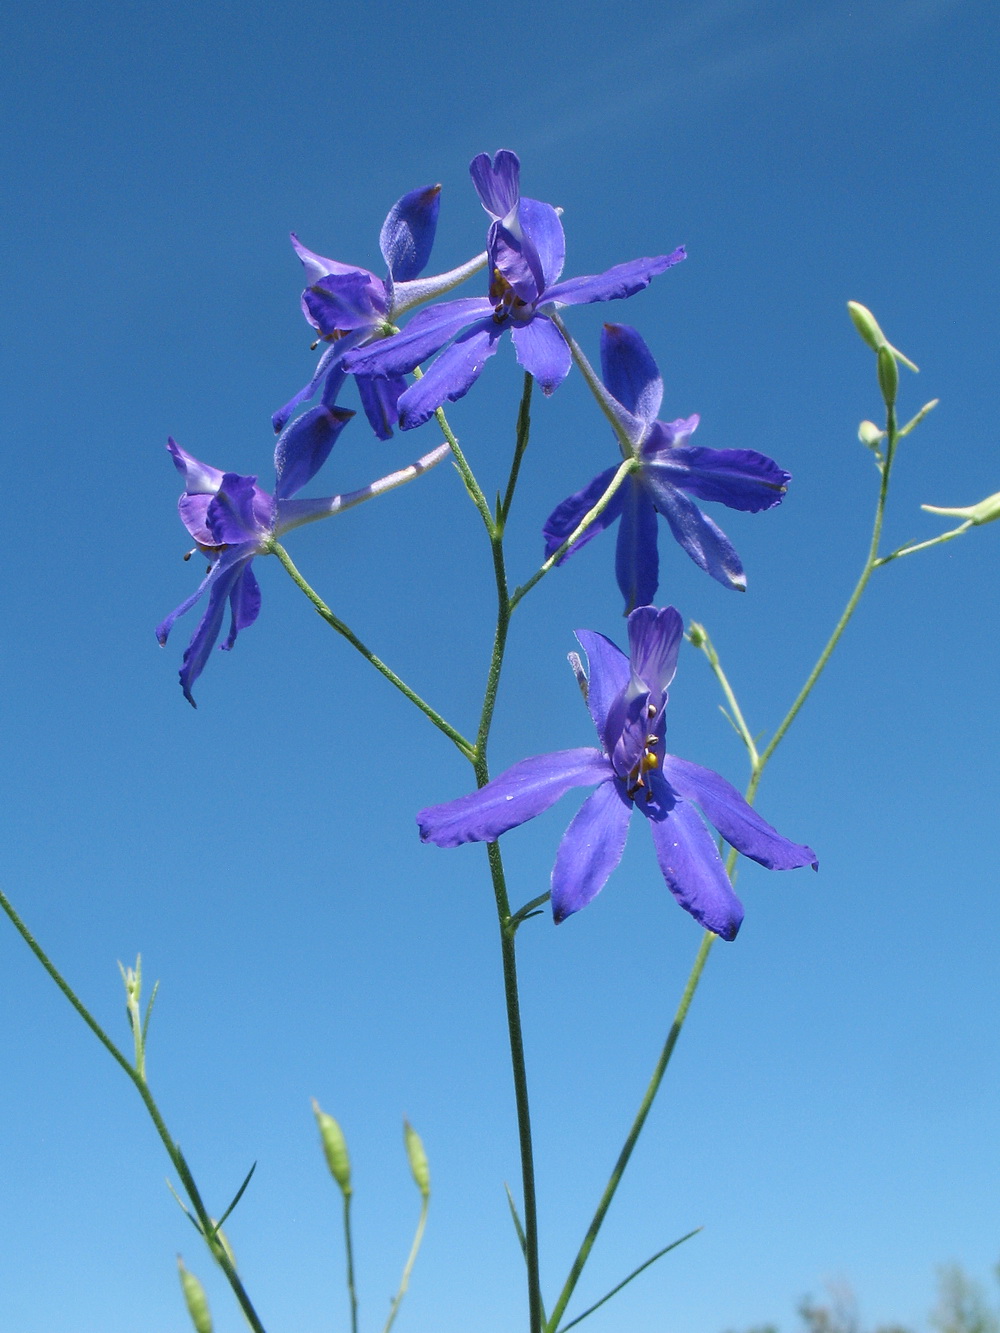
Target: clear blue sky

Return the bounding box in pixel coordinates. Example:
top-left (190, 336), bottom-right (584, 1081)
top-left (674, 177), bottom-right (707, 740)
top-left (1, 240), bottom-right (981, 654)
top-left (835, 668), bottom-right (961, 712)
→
top-left (1, 2), bottom-right (998, 1331)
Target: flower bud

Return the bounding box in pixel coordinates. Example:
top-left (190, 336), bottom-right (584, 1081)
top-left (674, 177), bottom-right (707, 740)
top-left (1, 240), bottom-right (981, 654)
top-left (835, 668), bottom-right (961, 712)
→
top-left (177, 1259), bottom-right (213, 1333)
top-left (877, 345), bottom-right (898, 410)
top-left (858, 420), bottom-right (884, 449)
top-left (687, 621), bottom-right (707, 648)
top-left (847, 301), bottom-right (886, 352)
top-left (403, 1119), bottom-right (430, 1200)
top-left (923, 490), bottom-right (1000, 526)
top-left (312, 1099), bottom-right (352, 1197)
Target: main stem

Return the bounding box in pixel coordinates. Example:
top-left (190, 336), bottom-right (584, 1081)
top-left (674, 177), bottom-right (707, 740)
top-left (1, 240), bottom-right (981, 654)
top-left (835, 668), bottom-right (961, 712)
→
top-left (465, 373), bottom-right (543, 1333)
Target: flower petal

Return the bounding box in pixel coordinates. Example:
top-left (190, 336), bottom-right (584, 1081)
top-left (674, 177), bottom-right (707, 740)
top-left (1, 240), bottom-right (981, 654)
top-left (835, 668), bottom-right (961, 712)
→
top-left (511, 315), bottom-right (571, 394)
top-left (574, 629), bottom-right (631, 737)
top-left (615, 482), bottom-right (659, 612)
top-left (644, 797), bottom-right (745, 940)
top-left (290, 233), bottom-right (371, 285)
top-left (600, 324), bottom-right (663, 425)
top-left (626, 605), bottom-right (683, 696)
top-left (543, 247), bottom-right (686, 307)
top-left (417, 748), bottom-right (611, 847)
top-left (470, 150), bottom-right (521, 222)
top-left (380, 184), bottom-right (441, 282)
top-left (661, 757), bottom-right (818, 871)
top-left (356, 373), bottom-right (407, 441)
top-left (273, 404), bottom-right (354, 500)
top-left (641, 472), bottom-right (747, 590)
top-left (519, 197), bottom-right (565, 290)
top-left (543, 467), bottom-right (626, 562)
top-left (271, 339), bottom-right (358, 435)
top-left (396, 320), bottom-right (503, 429)
top-left (167, 438), bottom-right (224, 494)
top-left (551, 778), bottom-right (633, 922)
top-left (177, 493), bottom-right (214, 545)
top-left (158, 548), bottom-right (255, 707)
top-left (654, 442), bottom-right (791, 513)
top-left (206, 474), bottom-right (271, 546)
top-left (221, 562), bottom-right (262, 650)
top-left (345, 298), bottom-right (493, 378)
top-left (303, 270), bottom-right (387, 335)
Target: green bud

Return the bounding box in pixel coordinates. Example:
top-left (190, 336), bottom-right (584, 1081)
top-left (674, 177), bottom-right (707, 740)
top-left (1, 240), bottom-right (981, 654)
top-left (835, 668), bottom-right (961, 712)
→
top-left (847, 301), bottom-right (886, 352)
top-left (687, 621), bottom-right (707, 648)
top-left (922, 490), bottom-right (1000, 526)
top-left (858, 420), bottom-right (884, 449)
top-left (177, 1259), bottom-right (213, 1333)
top-left (877, 345), bottom-right (898, 410)
top-left (312, 1099), bottom-right (352, 1196)
top-left (403, 1119), bottom-right (430, 1200)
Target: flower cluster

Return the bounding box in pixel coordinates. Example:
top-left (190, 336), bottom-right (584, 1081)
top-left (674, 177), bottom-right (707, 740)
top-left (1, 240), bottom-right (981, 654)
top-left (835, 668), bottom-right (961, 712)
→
top-left (158, 148), bottom-right (813, 936)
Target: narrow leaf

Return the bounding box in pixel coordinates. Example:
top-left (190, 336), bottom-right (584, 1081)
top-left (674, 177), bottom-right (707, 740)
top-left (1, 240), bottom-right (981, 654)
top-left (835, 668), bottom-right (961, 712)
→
top-left (555, 1228), bottom-right (702, 1332)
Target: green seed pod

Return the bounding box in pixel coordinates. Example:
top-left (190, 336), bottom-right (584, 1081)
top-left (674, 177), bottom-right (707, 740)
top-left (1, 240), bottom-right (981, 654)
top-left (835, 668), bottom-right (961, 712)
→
top-left (403, 1119), bottom-right (430, 1200)
top-left (847, 301), bottom-right (886, 352)
top-left (923, 490), bottom-right (1000, 526)
top-left (312, 1099), bottom-right (352, 1197)
top-left (177, 1259), bottom-right (213, 1333)
top-left (877, 345), bottom-right (898, 411)
top-left (857, 420), bottom-right (884, 449)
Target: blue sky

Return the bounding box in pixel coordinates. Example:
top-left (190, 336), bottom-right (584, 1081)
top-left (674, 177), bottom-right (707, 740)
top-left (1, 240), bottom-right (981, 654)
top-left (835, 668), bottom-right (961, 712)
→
top-left (1, 1), bottom-right (998, 1331)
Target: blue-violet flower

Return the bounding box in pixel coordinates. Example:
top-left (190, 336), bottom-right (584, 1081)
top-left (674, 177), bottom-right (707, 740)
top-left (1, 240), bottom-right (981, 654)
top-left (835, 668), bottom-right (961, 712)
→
top-left (544, 324), bottom-right (792, 608)
top-left (344, 151), bottom-right (686, 429)
top-left (157, 405), bottom-right (449, 705)
top-left (274, 184), bottom-right (487, 438)
top-left (418, 606), bottom-right (816, 938)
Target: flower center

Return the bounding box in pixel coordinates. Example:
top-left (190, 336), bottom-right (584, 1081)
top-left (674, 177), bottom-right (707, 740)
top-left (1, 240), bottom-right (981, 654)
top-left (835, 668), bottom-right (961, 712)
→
top-left (489, 268), bottom-right (530, 325)
top-left (625, 732), bottom-right (660, 802)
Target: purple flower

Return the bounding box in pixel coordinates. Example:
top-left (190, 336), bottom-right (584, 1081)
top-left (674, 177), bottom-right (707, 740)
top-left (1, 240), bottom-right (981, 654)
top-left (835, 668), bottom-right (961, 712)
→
top-left (418, 607), bottom-right (816, 938)
top-left (344, 151), bottom-right (686, 430)
top-left (157, 406), bottom-right (449, 705)
top-left (544, 325), bottom-right (792, 609)
top-left (274, 184), bottom-right (487, 438)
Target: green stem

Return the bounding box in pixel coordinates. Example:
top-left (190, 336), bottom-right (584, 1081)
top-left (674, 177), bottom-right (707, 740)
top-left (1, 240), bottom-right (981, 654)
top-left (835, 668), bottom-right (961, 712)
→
top-left (750, 406), bottom-right (899, 790)
top-left (550, 315), bottom-right (638, 461)
top-left (689, 626), bottom-right (759, 767)
top-left (874, 520), bottom-right (972, 566)
top-left (510, 458), bottom-right (638, 610)
top-left (268, 541), bottom-right (474, 761)
top-left (500, 374), bottom-right (534, 526)
top-left (343, 1194), bottom-right (359, 1333)
top-left (382, 1195), bottom-right (429, 1333)
top-left (546, 931), bottom-right (716, 1333)
top-left (411, 368), bottom-right (495, 537)
top-left (0, 888), bottom-right (267, 1333)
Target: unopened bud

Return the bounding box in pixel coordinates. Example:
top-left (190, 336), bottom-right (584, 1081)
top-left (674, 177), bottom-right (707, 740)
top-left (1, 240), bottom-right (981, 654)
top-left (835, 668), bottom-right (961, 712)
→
top-left (858, 420), bottom-right (884, 449)
top-left (923, 490), bottom-right (1000, 526)
top-left (687, 622), bottom-right (707, 648)
top-left (877, 345), bottom-right (898, 410)
top-left (847, 301), bottom-right (886, 352)
top-left (403, 1119), bottom-right (430, 1200)
top-left (177, 1260), bottom-right (213, 1333)
top-left (312, 1099), bottom-right (352, 1196)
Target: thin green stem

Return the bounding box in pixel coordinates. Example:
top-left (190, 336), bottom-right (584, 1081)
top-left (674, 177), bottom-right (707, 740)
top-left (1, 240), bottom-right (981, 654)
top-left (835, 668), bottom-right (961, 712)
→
top-left (554, 1228), bottom-right (702, 1333)
top-left (382, 1196), bottom-right (429, 1333)
top-left (343, 1194), bottom-right (359, 1333)
top-left (500, 374), bottom-right (534, 525)
top-left (550, 314), bottom-right (638, 461)
top-left (689, 626), bottom-right (759, 767)
top-left (408, 365), bottom-right (496, 537)
top-left (874, 521), bottom-right (972, 566)
top-left (510, 458), bottom-right (638, 610)
top-left (751, 406), bottom-right (899, 789)
top-left (546, 931), bottom-right (716, 1333)
top-left (268, 541), bottom-right (474, 761)
top-left (0, 888), bottom-right (267, 1333)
